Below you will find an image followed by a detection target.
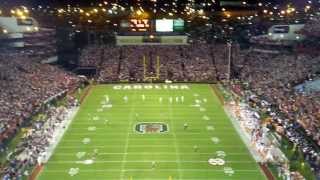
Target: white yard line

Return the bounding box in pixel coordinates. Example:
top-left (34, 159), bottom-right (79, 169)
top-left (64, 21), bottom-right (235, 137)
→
top-left (72, 122), bottom-right (230, 125)
top-left (45, 169), bottom-right (259, 172)
top-left (119, 90), bottom-right (137, 180)
top-left (55, 152), bottom-right (249, 155)
top-left (48, 160), bottom-right (259, 163)
top-left (67, 127), bottom-right (236, 131)
top-left (56, 144), bottom-right (249, 148)
top-left (63, 131), bottom-right (237, 136)
top-left (61, 138), bottom-right (232, 142)
top-left (168, 91), bottom-right (183, 180)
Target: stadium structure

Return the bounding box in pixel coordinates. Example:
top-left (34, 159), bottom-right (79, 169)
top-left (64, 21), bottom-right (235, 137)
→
top-left (0, 2), bottom-right (320, 180)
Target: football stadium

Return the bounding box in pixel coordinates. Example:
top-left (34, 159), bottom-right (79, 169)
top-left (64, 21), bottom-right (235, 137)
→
top-left (37, 84), bottom-right (266, 179)
top-left (0, 0), bottom-right (320, 180)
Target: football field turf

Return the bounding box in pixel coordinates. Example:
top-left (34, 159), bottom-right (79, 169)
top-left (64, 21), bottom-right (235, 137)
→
top-left (38, 84), bottom-right (266, 180)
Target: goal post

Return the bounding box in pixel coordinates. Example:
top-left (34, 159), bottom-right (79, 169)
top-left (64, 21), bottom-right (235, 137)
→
top-left (143, 55), bottom-right (160, 81)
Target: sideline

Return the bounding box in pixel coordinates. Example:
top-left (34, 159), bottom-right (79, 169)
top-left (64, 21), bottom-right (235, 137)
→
top-left (208, 84), bottom-right (272, 180)
top-left (79, 85), bottom-right (93, 104)
top-left (209, 85), bottom-right (263, 161)
top-left (29, 107), bottom-right (79, 180)
top-left (29, 86), bottom-right (93, 180)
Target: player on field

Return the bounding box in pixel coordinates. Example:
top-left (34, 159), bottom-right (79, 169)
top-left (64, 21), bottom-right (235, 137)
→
top-left (92, 149), bottom-right (99, 160)
top-left (184, 123), bottom-right (188, 130)
top-left (169, 97), bottom-right (173, 103)
top-left (159, 97), bottom-right (163, 103)
top-left (181, 96), bottom-right (184, 103)
top-left (105, 95), bottom-right (109, 103)
top-left (142, 94), bottom-right (145, 101)
top-left (123, 96), bottom-right (128, 103)
top-left (193, 145), bottom-right (198, 152)
top-left (151, 161), bottom-right (156, 169)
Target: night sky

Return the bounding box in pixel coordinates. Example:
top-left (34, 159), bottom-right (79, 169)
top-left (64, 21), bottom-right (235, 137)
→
top-left (0, 0), bottom-right (278, 6)
top-left (0, 0), bottom-right (312, 8)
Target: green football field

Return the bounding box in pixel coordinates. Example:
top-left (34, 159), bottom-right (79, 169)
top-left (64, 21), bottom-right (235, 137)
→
top-left (38, 84), bottom-right (266, 180)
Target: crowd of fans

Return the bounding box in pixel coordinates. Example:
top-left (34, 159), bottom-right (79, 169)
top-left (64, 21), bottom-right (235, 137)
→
top-left (2, 97), bottom-right (78, 179)
top-left (0, 51), bottom-right (80, 152)
top-left (79, 42), bottom-right (320, 177)
top-left (230, 51), bottom-right (320, 176)
top-left (225, 101), bottom-right (306, 179)
top-left (79, 43), bottom-right (320, 174)
top-left (301, 16), bottom-right (320, 38)
top-left (23, 28), bottom-right (57, 58)
top-left (233, 53), bottom-right (320, 144)
top-left (0, 22), bottom-right (320, 178)
top-left (79, 43), bottom-right (223, 82)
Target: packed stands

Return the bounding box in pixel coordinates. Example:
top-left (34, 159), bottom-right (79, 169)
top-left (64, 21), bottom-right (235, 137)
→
top-left (0, 51), bottom-right (80, 149)
top-left (1, 17), bottom-right (320, 179)
top-left (230, 51), bottom-right (320, 175)
top-left (79, 43), bottom-right (221, 82)
top-left (2, 97), bottom-right (78, 179)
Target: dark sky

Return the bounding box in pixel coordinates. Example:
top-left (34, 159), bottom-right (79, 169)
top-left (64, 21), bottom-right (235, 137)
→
top-left (0, 0), bottom-right (311, 7)
top-left (1, 0), bottom-right (262, 6)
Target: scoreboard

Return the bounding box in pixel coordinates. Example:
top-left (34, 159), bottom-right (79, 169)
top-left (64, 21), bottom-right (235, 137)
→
top-left (120, 19), bottom-right (151, 32)
top-left (120, 19), bottom-right (184, 34)
top-left (129, 19), bottom-right (150, 32)
top-left (117, 18), bottom-right (187, 45)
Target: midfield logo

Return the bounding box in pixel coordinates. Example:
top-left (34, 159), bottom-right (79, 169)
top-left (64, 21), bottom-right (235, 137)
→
top-left (135, 123), bottom-right (168, 134)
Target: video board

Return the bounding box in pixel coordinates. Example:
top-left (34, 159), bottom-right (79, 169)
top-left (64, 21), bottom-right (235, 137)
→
top-left (120, 19), bottom-right (184, 34)
top-left (120, 19), bottom-right (150, 32)
top-left (155, 19), bottom-right (173, 32)
top-left (155, 19), bottom-right (184, 32)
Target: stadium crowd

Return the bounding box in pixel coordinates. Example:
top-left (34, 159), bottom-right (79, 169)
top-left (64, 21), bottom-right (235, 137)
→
top-left (2, 97), bottom-right (78, 179)
top-left (0, 51), bottom-right (80, 152)
top-left (1, 25), bottom-right (320, 179)
top-left (79, 42), bottom-right (320, 177)
top-left (230, 52), bottom-right (320, 176)
top-left (79, 43), bottom-right (220, 82)
top-left (301, 16), bottom-right (320, 38)
top-left (23, 28), bottom-right (57, 58)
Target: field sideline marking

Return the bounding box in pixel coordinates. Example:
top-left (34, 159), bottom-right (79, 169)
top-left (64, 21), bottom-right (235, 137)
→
top-left (208, 85), bottom-right (264, 162)
top-left (207, 85), bottom-right (267, 179)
